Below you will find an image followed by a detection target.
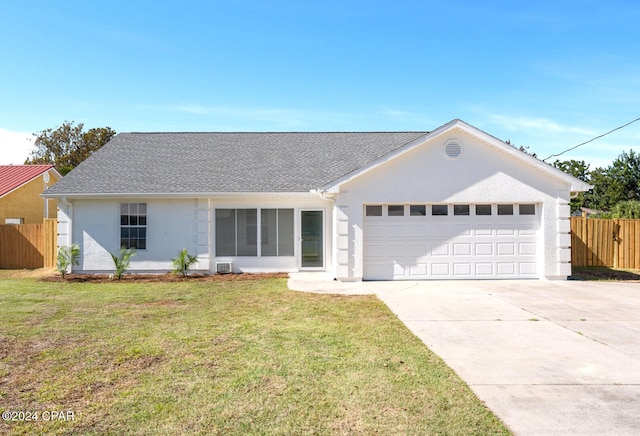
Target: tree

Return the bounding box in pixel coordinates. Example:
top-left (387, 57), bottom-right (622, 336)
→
top-left (589, 150), bottom-right (640, 211)
top-left (25, 121), bottom-right (116, 175)
top-left (553, 159), bottom-right (591, 213)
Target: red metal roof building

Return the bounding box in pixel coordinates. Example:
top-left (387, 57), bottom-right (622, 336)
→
top-left (0, 165), bottom-right (61, 224)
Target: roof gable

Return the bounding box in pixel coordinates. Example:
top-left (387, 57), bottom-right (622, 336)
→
top-left (0, 165), bottom-right (58, 198)
top-left (321, 119), bottom-right (592, 193)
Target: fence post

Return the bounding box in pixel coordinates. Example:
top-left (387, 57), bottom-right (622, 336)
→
top-left (613, 220), bottom-right (620, 269)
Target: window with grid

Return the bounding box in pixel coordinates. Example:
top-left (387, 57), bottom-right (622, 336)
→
top-left (120, 203), bottom-right (147, 249)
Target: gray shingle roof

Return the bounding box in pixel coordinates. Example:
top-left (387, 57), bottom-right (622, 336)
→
top-left (45, 131), bottom-right (429, 195)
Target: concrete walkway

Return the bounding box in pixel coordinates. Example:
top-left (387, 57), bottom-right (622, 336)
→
top-left (288, 274), bottom-right (640, 436)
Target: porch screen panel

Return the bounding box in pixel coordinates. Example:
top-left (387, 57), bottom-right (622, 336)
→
top-left (277, 209), bottom-right (294, 256)
top-left (261, 209), bottom-right (277, 256)
top-left (215, 209), bottom-right (236, 256)
top-left (237, 209), bottom-right (257, 256)
top-left (261, 209), bottom-right (294, 256)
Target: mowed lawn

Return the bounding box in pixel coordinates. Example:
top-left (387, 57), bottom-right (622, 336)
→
top-left (0, 273), bottom-right (509, 435)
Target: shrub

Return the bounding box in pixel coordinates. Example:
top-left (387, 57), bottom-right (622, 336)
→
top-left (612, 200), bottom-right (640, 219)
top-left (171, 248), bottom-right (198, 277)
top-left (56, 243), bottom-right (80, 279)
top-left (110, 247), bottom-right (136, 280)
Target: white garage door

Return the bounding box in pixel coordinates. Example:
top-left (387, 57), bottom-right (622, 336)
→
top-left (363, 204), bottom-right (539, 280)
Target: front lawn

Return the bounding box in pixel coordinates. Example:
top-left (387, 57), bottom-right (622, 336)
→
top-left (0, 274), bottom-right (509, 435)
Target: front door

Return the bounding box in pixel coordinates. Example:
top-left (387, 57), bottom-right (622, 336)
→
top-left (301, 210), bottom-right (324, 269)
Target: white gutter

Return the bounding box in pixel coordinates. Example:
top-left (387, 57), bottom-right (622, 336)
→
top-left (42, 191), bottom-right (319, 200)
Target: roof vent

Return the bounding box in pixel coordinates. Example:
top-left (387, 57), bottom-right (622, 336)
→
top-left (445, 141), bottom-right (462, 158)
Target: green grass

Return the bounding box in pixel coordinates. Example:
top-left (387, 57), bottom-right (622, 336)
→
top-left (0, 275), bottom-right (509, 435)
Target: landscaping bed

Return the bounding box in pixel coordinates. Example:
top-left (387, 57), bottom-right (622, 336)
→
top-left (570, 267), bottom-right (640, 281)
top-left (39, 272), bottom-right (289, 283)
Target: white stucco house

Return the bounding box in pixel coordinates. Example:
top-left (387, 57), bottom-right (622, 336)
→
top-left (43, 119), bottom-right (591, 280)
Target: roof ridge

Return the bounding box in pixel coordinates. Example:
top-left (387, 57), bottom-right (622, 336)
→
top-left (123, 131), bottom-right (430, 135)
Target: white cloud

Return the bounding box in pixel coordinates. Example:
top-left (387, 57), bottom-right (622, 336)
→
top-left (0, 128), bottom-right (34, 165)
top-left (483, 113), bottom-right (597, 136)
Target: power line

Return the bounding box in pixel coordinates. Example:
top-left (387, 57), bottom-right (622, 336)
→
top-left (542, 117), bottom-right (640, 162)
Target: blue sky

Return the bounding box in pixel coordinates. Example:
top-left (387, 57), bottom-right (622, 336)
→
top-left (1, 0), bottom-right (639, 168)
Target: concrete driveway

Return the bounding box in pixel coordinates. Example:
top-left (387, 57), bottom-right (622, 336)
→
top-left (288, 275), bottom-right (640, 436)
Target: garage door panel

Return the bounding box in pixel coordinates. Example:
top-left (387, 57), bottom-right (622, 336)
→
top-left (519, 243), bottom-right (537, 255)
top-left (453, 243), bottom-right (472, 256)
top-left (519, 263), bottom-right (537, 275)
top-left (387, 243), bottom-right (408, 255)
top-left (407, 224), bottom-right (428, 237)
top-left (497, 243), bottom-right (515, 255)
top-left (453, 263), bottom-right (472, 276)
top-left (432, 244), bottom-right (449, 256)
top-left (475, 228), bottom-right (494, 236)
top-left (409, 263), bottom-right (428, 276)
top-left (519, 228), bottom-right (537, 236)
top-left (475, 263), bottom-right (494, 275)
top-left (497, 262), bottom-right (516, 276)
top-left (365, 243), bottom-right (389, 258)
top-left (364, 223), bottom-right (386, 237)
top-left (497, 226), bottom-right (516, 235)
top-left (476, 243), bottom-right (493, 255)
top-left (431, 224), bottom-right (450, 237)
top-left (387, 224), bottom-right (407, 238)
top-left (406, 244), bottom-right (429, 257)
top-left (431, 263), bottom-right (450, 276)
top-left (364, 262), bottom-right (395, 280)
top-left (453, 224), bottom-right (472, 235)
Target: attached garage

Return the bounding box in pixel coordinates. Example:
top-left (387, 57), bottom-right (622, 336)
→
top-left (363, 203), bottom-right (540, 280)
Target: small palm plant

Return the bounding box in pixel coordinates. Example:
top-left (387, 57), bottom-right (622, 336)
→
top-left (110, 247), bottom-right (136, 280)
top-left (56, 243), bottom-right (81, 279)
top-left (171, 248), bottom-right (198, 277)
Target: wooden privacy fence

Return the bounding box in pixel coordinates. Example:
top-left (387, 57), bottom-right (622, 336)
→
top-left (0, 219), bottom-right (57, 269)
top-left (571, 216), bottom-right (640, 269)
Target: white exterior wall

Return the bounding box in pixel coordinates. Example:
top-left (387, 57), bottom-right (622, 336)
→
top-left (62, 195), bottom-right (334, 274)
top-left (68, 198), bottom-right (200, 273)
top-left (332, 129), bottom-right (574, 280)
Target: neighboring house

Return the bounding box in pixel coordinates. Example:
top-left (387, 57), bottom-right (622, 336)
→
top-left (43, 119), bottom-right (591, 280)
top-left (0, 165), bottom-right (61, 224)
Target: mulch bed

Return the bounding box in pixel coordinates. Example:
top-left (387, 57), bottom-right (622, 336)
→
top-left (40, 272), bottom-right (289, 283)
top-left (569, 268), bottom-right (640, 281)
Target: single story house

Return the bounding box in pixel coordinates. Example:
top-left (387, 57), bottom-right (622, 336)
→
top-left (43, 119), bottom-right (591, 280)
top-left (0, 164), bottom-right (61, 224)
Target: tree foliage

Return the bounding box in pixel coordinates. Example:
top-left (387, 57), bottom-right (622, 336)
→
top-left (611, 200), bottom-right (640, 219)
top-left (171, 248), bottom-right (198, 277)
top-left (110, 247), bottom-right (136, 280)
top-left (56, 243), bottom-right (81, 279)
top-left (552, 159), bottom-right (591, 212)
top-left (554, 150), bottom-right (640, 214)
top-left (25, 121), bottom-right (116, 175)
top-left (588, 150), bottom-right (640, 211)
